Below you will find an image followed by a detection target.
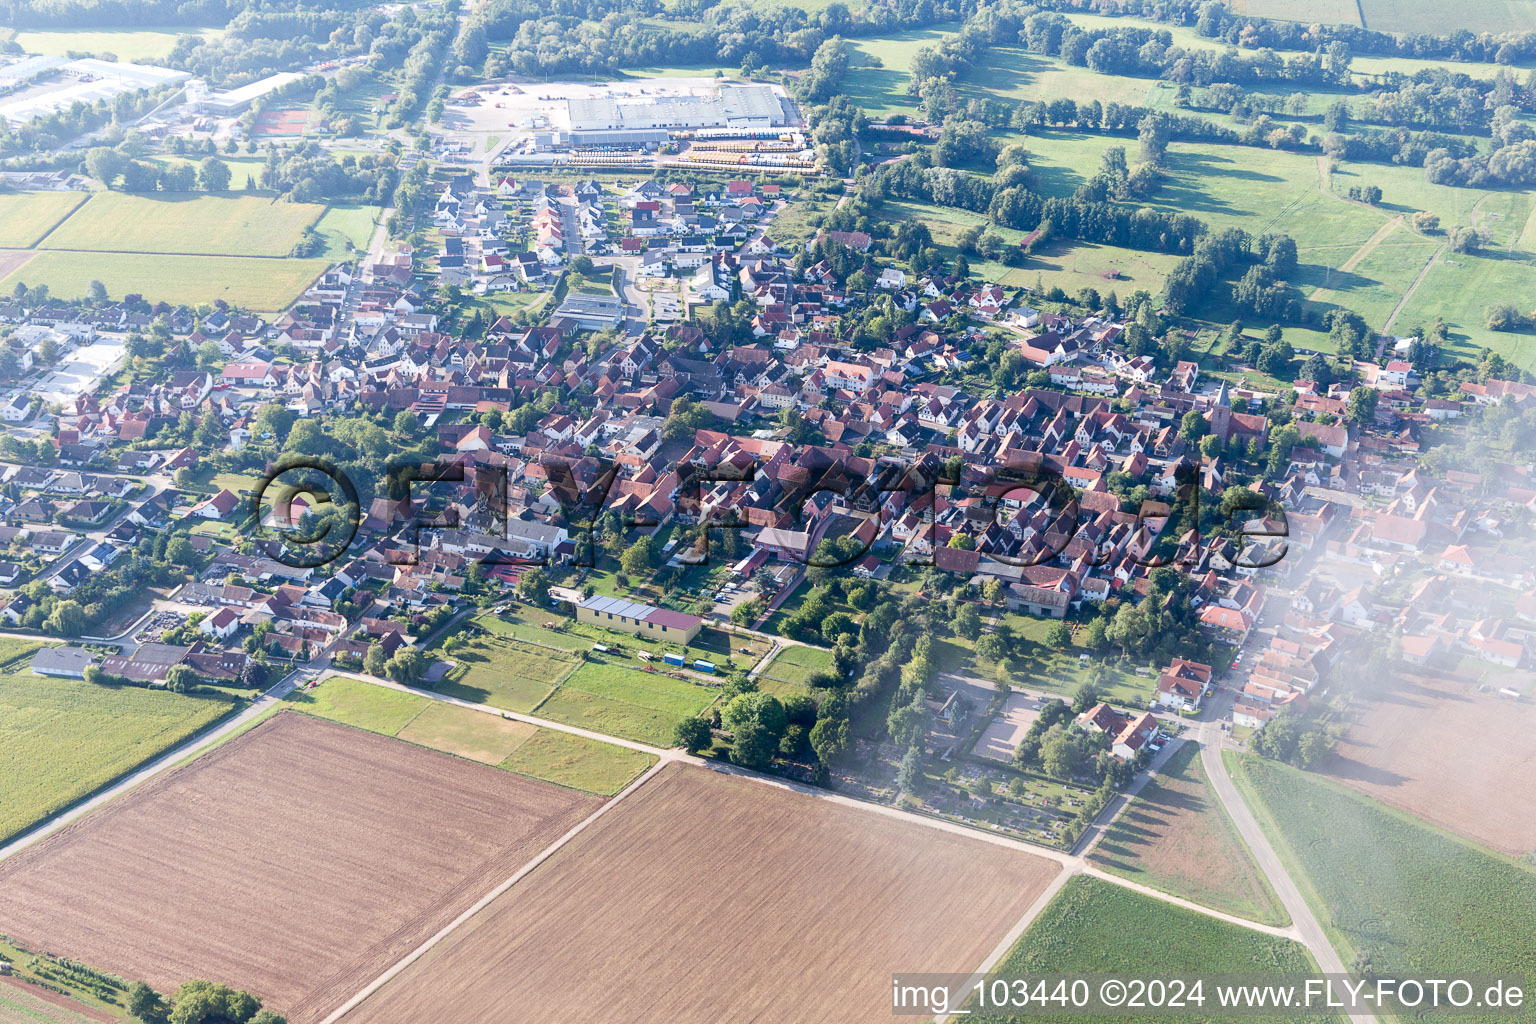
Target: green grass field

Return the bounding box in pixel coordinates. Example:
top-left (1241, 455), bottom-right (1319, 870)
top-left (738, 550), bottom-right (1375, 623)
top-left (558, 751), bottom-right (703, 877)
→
top-left (286, 675), bottom-right (428, 733)
top-left (0, 647), bottom-right (235, 843)
top-left (474, 608), bottom-right (766, 672)
top-left (0, 190), bottom-right (87, 248)
top-left (437, 631), bottom-right (579, 712)
top-left (844, 24), bottom-right (959, 118)
top-left (498, 728), bottom-right (655, 796)
top-left (1090, 743), bottom-right (1288, 926)
top-left (532, 657), bottom-right (717, 746)
top-left (759, 644), bottom-right (835, 695)
top-left (41, 192), bottom-right (326, 256)
top-left (8, 26), bottom-right (223, 62)
top-left (1394, 253), bottom-right (1536, 371)
top-left (1228, 753), bottom-right (1536, 1022)
top-left (971, 875), bottom-right (1327, 1023)
top-left (0, 250), bottom-right (329, 311)
top-left (288, 677), bottom-right (652, 794)
top-left (397, 700), bottom-right (538, 764)
top-left (313, 202), bottom-right (381, 259)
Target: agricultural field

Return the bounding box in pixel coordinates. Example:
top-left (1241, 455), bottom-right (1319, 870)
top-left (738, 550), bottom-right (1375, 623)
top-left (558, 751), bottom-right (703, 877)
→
top-left (1358, 0), bottom-right (1536, 34)
top-left (971, 875), bottom-right (1326, 1024)
top-left (1228, 752), bottom-right (1536, 1021)
top-left (1089, 743), bottom-right (1288, 926)
top-left (0, 713), bottom-right (600, 1024)
top-left (0, 251), bottom-right (330, 312)
top-left (532, 656), bottom-right (717, 746)
top-left (288, 676), bottom-right (655, 794)
top-left (1321, 670), bottom-right (1536, 856)
top-left (436, 630), bottom-right (579, 712)
top-left (0, 191), bottom-right (87, 248)
top-left (0, 647), bottom-right (234, 845)
top-left (339, 764), bottom-right (1062, 1024)
top-left (0, 981), bottom-right (106, 1024)
top-left (40, 193), bottom-right (326, 257)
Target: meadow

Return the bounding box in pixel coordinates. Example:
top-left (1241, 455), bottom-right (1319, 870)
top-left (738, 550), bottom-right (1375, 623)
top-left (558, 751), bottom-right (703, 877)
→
top-left (473, 607), bottom-right (767, 673)
top-left (0, 646), bottom-right (235, 844)
top-left (843, 24), bottom-right (960, 118)
top-left (41, 193), bottom-right (326, 257)
top-left (436, 630), bottom-right (579, 712)
top-left (0, 251), bottom-right (330, 312)
top-left (1228, 752), bottom-right (1536, 1022)
top-left (1089, 742), bottom-right (1287, 926)
top-left (312, 202), bottom-right (382, 259)
top-left (498, 728), bottom-right (656, 796)
top-left (532, 656), bottom-right (718, 746)
top-left (833, 10), bottom-right (1536, 366)
top-left (758, 643), bottom-right (835, 697)
top-left (971, 875), bottom-right (1328, 1024)
top-left (0, 191), bottom-right (87, 248)
top-left (5, 26), bottom-right (223, 62)
top-left (287, 676), bottom-right (654, 795)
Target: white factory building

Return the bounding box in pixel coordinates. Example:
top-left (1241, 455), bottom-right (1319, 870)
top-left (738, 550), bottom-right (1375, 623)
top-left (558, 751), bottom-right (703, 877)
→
top-left (567, 83), bottom-right (790, 133)
top-left (0, 57), bottom-right (189, 123)
top-left (186, 71), bottom-right (304, 114)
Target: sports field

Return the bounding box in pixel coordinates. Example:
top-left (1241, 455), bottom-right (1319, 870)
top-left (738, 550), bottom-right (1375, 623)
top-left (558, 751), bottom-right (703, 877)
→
top-left (41, 193), bottom-right (326, 256)
top-left (1089, 742), bottom-right (1287, 926)
top-left (0, 645), bottom-right (233, 845)
top-left (972, 875), bottom-right (1325, 1023)
top-left (1229, 752), bottom-right (1536, 1023)
top-left (339, 764), bottom-right (1062, 1024)
top-left (289, 676), bottom-right (655, 795)
top-left (0, 251), bottom-right (329, 312)
top-left (0, 713), bottom-right (599, 1024)
top-left (0, 191), bottom-right (87, 248)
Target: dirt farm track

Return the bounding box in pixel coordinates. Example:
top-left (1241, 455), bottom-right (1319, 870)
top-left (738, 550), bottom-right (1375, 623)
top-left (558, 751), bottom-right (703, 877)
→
top-left (0, 712), bottom-right (599, 1024)
top-left (1323, 672), bottom-right (1536, 856)
top-left (342, 764), bottom-right (1062, 1024)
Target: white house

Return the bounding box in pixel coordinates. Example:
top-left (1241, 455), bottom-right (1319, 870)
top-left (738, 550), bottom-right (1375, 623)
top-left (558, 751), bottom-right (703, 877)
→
top-left (200, 607), bottom-right (241, 639)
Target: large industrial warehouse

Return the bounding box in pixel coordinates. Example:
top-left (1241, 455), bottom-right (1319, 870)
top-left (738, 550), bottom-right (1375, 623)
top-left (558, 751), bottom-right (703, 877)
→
top-left (567, 84), bottom-right (791, 133)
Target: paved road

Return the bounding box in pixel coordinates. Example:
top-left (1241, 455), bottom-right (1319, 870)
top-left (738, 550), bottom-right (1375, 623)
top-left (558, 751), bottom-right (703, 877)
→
top-left (1199, 733), bottom-right (1375, 1023)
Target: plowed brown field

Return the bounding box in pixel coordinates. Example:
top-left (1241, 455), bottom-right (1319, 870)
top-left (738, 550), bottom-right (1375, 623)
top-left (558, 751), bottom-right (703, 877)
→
top-left (342, 764), bottom-right (1062, 1024)
top-left (1323, 670), bottom-right (1536, 855)
top-left (0, 712), bottom-right (599, 1023)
